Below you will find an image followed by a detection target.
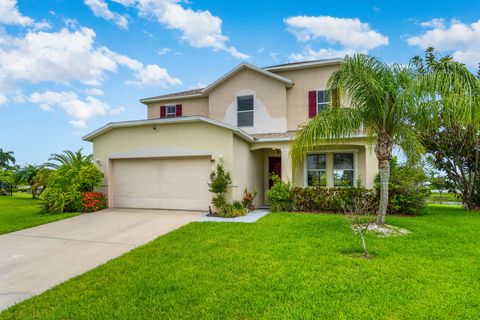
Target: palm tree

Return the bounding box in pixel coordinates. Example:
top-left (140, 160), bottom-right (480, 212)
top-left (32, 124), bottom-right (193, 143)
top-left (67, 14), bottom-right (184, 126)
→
top-left (291, 53), bottom-right (480, 224)
top-left (45, 149), bottom-right (93, 169)
top-left (0, 149), bottom-right (16, 169)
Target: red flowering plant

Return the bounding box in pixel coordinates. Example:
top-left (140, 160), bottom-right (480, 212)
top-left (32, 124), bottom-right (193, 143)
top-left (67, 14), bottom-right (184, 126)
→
top-left (82, 192), bottom-right (108, 212)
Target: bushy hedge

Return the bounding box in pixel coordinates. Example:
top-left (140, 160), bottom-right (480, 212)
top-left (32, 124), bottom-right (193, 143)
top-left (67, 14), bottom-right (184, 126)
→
top-left (266, 177), bottom-right (376, 213)
top-left (267, 158), bottom-right (430, 215)
top-left (42, 163), bottom-right (103, 213)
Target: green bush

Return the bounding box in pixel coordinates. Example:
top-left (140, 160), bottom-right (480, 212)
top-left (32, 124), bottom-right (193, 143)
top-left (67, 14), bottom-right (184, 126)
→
top-left (265, 175), bottom-right (291, 211)
top-left (208, 161), bottom-right (231, 212)
top-left (376, 158), bottom-right (430, 215)
top-left (42, 163), bottom-right (103, 213)
top-left (242, 188), bottom-right (257, 212)
top-left (287, 185), bottom-right (376, 213)
top-left (219, 200), bottom-right (247, 218)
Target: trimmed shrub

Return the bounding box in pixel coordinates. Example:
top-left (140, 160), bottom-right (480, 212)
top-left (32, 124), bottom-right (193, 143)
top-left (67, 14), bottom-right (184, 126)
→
top-left (219, 200), bottom-right (247, 218)
top-left (208, 161), bottom-right (231, 212)
top-left (265, 175), bottom-right (291, 211)
top-left (82, 192), bottom-right (107, 212)
top-left (287, 185), bottom-right (376, 213)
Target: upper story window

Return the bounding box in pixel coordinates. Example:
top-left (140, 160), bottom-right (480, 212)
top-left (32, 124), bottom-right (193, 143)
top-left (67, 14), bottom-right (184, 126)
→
top-left (316, 90), bottom-right (330, 113)
top-left (309, 90), bottom-right (330, 118)
top-left (333, 153), bottom-right (354, 186)
top-left (237, 95), bottom-right (254, 127)
top-left (306, 154), bottom-right (327, 187)
top-left (166, 105), bottom-right (176, 118)
top-left (160, 104), bottom-right (182, 118)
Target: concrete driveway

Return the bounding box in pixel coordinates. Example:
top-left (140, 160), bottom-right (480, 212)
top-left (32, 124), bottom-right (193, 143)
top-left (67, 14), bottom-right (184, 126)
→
top-left (0, 208), bottom-right (205, 311)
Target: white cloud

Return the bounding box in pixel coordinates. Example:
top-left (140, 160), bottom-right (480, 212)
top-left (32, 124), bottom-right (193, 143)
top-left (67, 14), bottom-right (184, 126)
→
top-left (30, 90), bottom-right (125, 128)
top-left (158, 47), bottom-right (171, 55)
top-left (285, 16), bottom-right (388, 51)
top-left (407, 19), bottom-right (480, 66)
top-left (420, 18), bottom-right (445, 29)
top-left (84, 0), bottom-right (129, 29)
top-left (189, 82), bottom-right (206, 89)
top-left (114, 0), bottom-right (248, 59)
top-left (127, 64), bottom-right (181, 88)
top-left (83, 88), bottom-right (104, 96)
top-left (0, 26), bottom-right (181, 88)
top-left (289, 48), bottom-right (358, 61)
top-left (0, 0), bottom-right (34, 26)
top-left (0, 0), bottom-right (51, 29)
top-left (0, 93), bottom-right (7, 105)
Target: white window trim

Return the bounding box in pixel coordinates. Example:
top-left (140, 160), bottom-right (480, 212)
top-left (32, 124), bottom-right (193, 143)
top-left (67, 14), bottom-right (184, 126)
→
top-left (166, 105), bottom-right (176, 117)
top-left (304, 150), bottom-right (359, 188)
top-left (316, 89), bottom-right (330, 114)
top-left (305, 153), bottom-right (327, 187)
top-left (236, 95), bottom-right (254, 127)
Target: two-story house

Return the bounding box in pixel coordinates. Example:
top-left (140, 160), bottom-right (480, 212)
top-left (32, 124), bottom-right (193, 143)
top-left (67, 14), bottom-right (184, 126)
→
top-left (83, 59), bottom-right (378, 211)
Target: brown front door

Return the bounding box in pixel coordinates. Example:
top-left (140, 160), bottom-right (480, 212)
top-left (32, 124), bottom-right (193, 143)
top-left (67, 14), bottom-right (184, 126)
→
top-left (268, 157), bottom-right (282, 188)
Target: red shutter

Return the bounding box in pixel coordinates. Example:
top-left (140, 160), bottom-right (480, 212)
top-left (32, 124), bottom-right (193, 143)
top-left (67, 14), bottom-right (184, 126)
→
top-left (175, 104), bottom-right (182, 117)
top-left (308, 91), bottom-right (317, 118)
top-left (160, 105), bottom-right (166, 118)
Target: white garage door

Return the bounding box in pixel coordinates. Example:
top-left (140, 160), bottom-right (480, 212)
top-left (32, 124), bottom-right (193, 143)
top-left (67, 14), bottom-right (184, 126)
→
top-left (113, 157), bottom-right (211, 211)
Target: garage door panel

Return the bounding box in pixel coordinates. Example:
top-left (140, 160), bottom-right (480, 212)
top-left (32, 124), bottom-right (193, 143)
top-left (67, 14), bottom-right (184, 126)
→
top-left (113, 157), bottom-right (211, 211)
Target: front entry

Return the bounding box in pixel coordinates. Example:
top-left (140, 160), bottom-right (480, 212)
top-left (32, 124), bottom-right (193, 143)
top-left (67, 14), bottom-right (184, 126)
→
top-left (268, 157), bottom-right (282, 188)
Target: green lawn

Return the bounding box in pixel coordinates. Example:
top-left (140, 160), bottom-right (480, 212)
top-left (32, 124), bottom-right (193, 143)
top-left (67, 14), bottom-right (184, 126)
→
top-left (427, 192), bottom-right (459, 203)
top-left (0, 193), bottom-right (77, 235)
top-left (1, 205), bottom-right (479, 319)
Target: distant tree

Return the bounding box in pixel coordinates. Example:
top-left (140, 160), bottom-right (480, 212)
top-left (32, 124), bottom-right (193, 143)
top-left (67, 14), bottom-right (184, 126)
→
top-left (424, 126), bottom-right (480, 210)
top-left (0, 149), bottom-right (15, 169)
top-left (18, 165), bottom-right (40, 198)
top-left (412, 48), bottom-right (480, 210)
top-left (45, 149), bottom-right (93, 169)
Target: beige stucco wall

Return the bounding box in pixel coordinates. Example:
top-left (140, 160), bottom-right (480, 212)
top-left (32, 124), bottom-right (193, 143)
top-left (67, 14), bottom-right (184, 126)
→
top-left (208, 68), bottom-right (288, 134)
top-left (232, 136), bottom-right (264, 206)
top-left (146, 97), bottom-right (209, 119)
top-left (273, 65), bottom-right (340, 131)
top-left (92, 121), bottom-right (236, 201)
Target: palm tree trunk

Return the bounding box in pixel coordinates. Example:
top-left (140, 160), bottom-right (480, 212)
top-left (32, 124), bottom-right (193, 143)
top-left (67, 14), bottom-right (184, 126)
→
top-left (377, 159), bottom-right (390, 225)
top-left (375, 134), bottom-right (392, 225)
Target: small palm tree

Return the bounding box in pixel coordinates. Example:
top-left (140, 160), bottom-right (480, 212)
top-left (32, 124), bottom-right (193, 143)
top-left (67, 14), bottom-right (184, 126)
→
top-left (0, 149), bottom-right (16, 169)
top-left (45, 149), bottom-right (93, 169)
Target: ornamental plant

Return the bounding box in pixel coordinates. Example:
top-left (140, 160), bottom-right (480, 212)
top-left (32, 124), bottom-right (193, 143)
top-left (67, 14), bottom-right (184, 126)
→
top-left (82, 192), bottom-right (108, 212)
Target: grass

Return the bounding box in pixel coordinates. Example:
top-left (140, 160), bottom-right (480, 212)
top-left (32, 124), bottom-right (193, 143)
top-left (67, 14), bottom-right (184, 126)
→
top-left (1, 205), bottom-right (480, 319)
top-left (427, 192), bottom-right (459, 203)
top-left (0, 193), bottom-right (77, 235)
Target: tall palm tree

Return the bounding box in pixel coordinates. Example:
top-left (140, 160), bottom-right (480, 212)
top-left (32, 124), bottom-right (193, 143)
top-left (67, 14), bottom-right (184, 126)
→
top-left (0, 149), bottom-right (16, 169)
top-left (45, 149), bottom-right (93, 169)
top-left (291, 53), bottom-right (479, 224)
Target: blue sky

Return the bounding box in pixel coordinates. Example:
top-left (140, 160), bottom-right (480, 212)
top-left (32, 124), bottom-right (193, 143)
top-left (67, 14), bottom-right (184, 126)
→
top-left (1, 0), bottom-right (479, 165)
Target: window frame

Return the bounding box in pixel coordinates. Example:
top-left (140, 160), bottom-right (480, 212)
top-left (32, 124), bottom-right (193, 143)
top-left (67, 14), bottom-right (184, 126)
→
top-left (165, 105), bottom-right (177, 118)
top-left (305, 153), bottom-right (327, 187)
top-left (237, 95), bottom-right (254, 127)
top-left (333, 153), bottom-right (355, 187)
top-left (316, 90), bottom-right (330, 114)
top-left (304, 151), bottom-right (358, 188)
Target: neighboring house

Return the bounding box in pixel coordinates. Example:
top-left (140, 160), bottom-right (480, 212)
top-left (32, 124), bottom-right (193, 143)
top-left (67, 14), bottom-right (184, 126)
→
top-left (83, 59), bottom-right (378, 211)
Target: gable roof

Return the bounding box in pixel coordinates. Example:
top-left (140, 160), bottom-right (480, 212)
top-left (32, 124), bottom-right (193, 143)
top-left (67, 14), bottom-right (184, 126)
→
top-left (200, 62), bottom-right (294, 94)
top-left (139, 62), bottom-right (294, 104)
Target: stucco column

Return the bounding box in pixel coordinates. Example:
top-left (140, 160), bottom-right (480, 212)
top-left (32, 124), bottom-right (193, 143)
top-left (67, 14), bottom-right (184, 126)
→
top-left (281, 147), bottom-right (293, 183)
